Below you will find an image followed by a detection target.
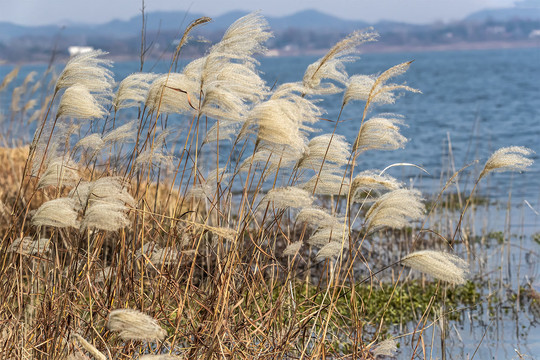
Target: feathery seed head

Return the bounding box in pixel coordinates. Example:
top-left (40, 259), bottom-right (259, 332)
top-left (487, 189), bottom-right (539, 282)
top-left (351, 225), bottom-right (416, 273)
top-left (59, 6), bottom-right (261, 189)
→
top-left (283, 241), bottom-right (303, 256)
top-left (316, 241), bottom-right (347, 259)
top-left (32, 198), bottom-right (80, 228)
top-left (480, 146), bottom-right (534, 180)
top-left (302, 172), bottom-right (349, 196)
top-left (114, 72), bottom-right (158, 110)
top-left (296, 207), bottom-right (344, 229)
top-left (38, 157), bottom-right (80, 189)
top-left (303, 30), bottom-right (378, 93)
top-left (74, 133), bottom-right (104, 154)
top-left (365, 188), bottom-right (424, 231)
top-left (297, 134), bottom-right (351, 171)
top-left (372, 338), bottom-right (398, 358)
top-left (307, 227), bottom-right (347, 248)
top-left (56, 85), bottom-right (107, 120)
top-left (102, 120), bottom-right (137, 145)
top-left (353, 115), bottom-right (407, 154)
top-left (145, 73), bottom-right (199, 114)
top-left (401, 250), bottom-right (468, 285)
top-left (261, 187), bottom-right (313, 210)
top-left (107, 309), bottom-right (167, 341)
top-left (350, 170), bottom-right (402, 202)
top-left (55, 49), bottom-right (113, 95)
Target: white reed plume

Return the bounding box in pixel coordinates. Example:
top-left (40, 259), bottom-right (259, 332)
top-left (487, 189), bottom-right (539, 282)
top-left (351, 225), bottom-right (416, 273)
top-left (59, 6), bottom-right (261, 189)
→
top-left (107, 309), bottom-right (167, 341)
top-left (134, 130), bottom-right (175, 170)
top-left (74, 133), bottom-right (104, 154)
top-left (56, 85), bottom-right (107, 120)
top-left (301, 172), bottom-right (349, 196)
top-left (199, 61), bottom-right (268, 122)
top-left (307, 226), bottom-right (346, 248)
top-left (71, 334), bottom-right (106, 360)
top-left (240, 149), bottom-right (299, 173)
top-left (372, 338), bottom-right (397, 358)
top-left (37, 157), bottom-right (80, 189)
top-left (8, 237), bottom-right (50, 255)
top-left (316, 241), bottom-right (346, 260)
top-left (401, 250), bottom-right (468, 285)
top-left (145, 246), bottom-right (181, 267)
top-left (350, 61), bottom-right (420, 108)
top-left (303, 30), bottom-right (378, 94)
top-left (365, 188), bottom-right (424, 231)
top-left (10, 86), bottom-right (23, 112)
top-left (188, 167), bottom-right (229, 200)
top-left (283, 241), bottom-right (303, 256)
top-left (353, 115), bottom-right (407, 154)
top-left (32, 198), bottom-right (80, 228)
top-left (479, 146), bottom-right (534, 180)
top-left (350, 170), bottom-right (402, 202)
top-left (145, 73), bottom-right (199, 115)
top-left (296, 207), bottom-right (344, 229)
top-left (55, 49), bottom-right (113, 96)
top-left (114, 72), bottom-right (158, 110)
top-left (75, 177), bottom-right (135, 231)
top-left (344, 71), bottom-right (420, 106)
top-left (209, 12), bottom-right (272, 60)
top-left (102, 120), bottom-right (137, 145)
top-left (204, 121), bottom-right (240, 143)
top-left (261, 187), bottom-right (313, 210)
top-left (297, 134), bottom-right (351, 171)
top-left (81, 202), bottom-right (131, 231)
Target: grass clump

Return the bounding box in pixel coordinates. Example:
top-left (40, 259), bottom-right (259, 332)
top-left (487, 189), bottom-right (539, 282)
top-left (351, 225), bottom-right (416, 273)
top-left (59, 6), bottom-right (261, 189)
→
top-left (0, 11), bottom-right (535, 360)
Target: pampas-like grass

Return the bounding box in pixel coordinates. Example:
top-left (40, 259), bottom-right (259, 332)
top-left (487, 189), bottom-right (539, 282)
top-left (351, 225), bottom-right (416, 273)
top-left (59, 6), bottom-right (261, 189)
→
top-left (283, 241), bottom-right (303, 256)
top-left (353, 115), bottom-right (407, 154)
top-left (135, 130), bottom-right (175, 170)
top-left (400, 250), bottom-right (468, 285)
top-left (8, 237), bottom-right (50, 255)
top-left (71, 334), bottom-right (106, 360)
top-left (107, 309), bottom-right (167, 341)
top-left (145, 73), bottom-right (199, 115)
top-left (365, 189), bottom-right (424, 231)
top-left (350, 170), bottom-right (402, 202)
top-left (297, 134), bottom-right (351, 171)
top-left (301, 172), bottom-right (349, 196)
top-left (261, 187), bottom-right (313, 210)
top-left (479, 146), bottom-right (534, 180)
top-left (55, 49), bottom-right (113, 96)
top-left (307, 227), bottom-right (346, 247)
top-left (315, 241), bottom-right (346, 259)
top-left (81, 202), bottom-right (131, 231)
top-left (114, 73), bottom-right (158, 110)
top-left (102, 120), bottom-right (137, 145)
top-left (32, 198), bottom-right (80, 228)
top-left (56, 85), bottom-right (107, 120)
top-left (303, 30), bottom-right (378, 94)
top-left (296, 207), bottom-right (344, 229)
top-left (37, 156), bottom-right (80, 189)
top-left (74, 133), bottom-right (104, 153)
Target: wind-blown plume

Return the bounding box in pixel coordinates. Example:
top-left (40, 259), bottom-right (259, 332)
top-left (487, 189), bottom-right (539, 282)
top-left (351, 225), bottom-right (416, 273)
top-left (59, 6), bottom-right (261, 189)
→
top-left (8, 237), bottom-right (50, 255)
top-left (102, 120), bottom-right (137, 145)
top-left (303, 30), bottom-right (378, 94)
top-left (297, 134), bottom-right (351, 171)
top-left (261, 187), bottom-right (313, 210)
top-left (350, 170), bottom-right (402, 202)
top-left (296, 207), bottom-right (344, 229)
top-left (283, 241), bottom-right (303, 256)
top-left (37, 157), bottom-right (80, 189)
top-left (145, 73), bottom-right (199, 115)
top-left (401, 250), bottom-right (468, 285)
top-left (55, 49), bottom-right (113, 97)
top-left (353, 115), bottom-right (407, 154)
top-left (56, 85), bottom-right (107, 120)
top-left (32, 198), bottom-right (80, 228)
top-left (107, 309), bottom-right (167, 341)
top-left (479, 146), bottom-right (534, 180)
top-left (364, 188), bottom-right (424, 231)
top-left (114, 72), bottom-right (158, 110)
top-left (301, 172), bottom-right (349, 196)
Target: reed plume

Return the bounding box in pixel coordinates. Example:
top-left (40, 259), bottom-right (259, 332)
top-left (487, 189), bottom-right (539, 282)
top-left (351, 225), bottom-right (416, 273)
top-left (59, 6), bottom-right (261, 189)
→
top-left (479, 146), bottom-right (534, 180)
top-left (107, 309), bottom-right (167, 341)
top-left (365, 188), bottom-right (424, 231)
top-left (32, 198), bottom-right (80, 228)
top-left (400, 250), bottom-right (468, 285)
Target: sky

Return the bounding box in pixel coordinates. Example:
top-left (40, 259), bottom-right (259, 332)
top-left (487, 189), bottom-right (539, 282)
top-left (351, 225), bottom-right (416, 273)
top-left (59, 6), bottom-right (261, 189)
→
top-left (0, 0), bottom-right (521, 26)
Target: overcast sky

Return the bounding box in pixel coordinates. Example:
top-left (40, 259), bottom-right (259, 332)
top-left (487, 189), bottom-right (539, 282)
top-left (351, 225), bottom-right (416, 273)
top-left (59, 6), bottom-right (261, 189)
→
top-left (1, 0), bottom-right (520, 26)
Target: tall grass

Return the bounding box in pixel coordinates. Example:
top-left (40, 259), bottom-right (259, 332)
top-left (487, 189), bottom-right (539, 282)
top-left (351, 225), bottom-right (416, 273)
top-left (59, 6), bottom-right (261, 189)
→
top-left (0, 13), bottom-right (535, 359)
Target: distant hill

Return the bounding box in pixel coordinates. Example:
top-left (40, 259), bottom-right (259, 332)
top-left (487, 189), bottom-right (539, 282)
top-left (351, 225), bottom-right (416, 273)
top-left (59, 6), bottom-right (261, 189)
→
top-left (0, 9), bottom-right (369, 41)
top-left (466, 3), bottom-right (540, 22)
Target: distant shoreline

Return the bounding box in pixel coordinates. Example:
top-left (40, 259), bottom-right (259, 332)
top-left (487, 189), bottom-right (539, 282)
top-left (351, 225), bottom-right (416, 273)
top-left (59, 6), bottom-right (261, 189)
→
top-left (1, 40), bottom-right (539, 66)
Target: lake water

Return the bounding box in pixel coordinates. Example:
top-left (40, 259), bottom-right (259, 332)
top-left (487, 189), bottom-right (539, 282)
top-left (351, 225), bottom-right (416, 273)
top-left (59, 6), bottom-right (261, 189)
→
top-left (1, 46), bottom-right (540, 358)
